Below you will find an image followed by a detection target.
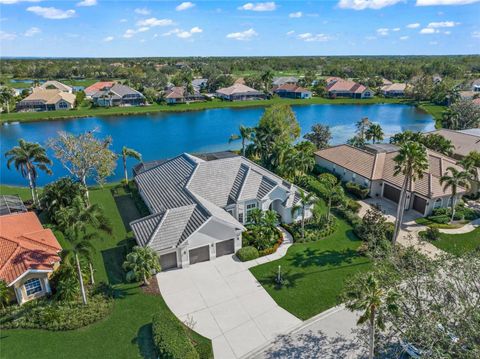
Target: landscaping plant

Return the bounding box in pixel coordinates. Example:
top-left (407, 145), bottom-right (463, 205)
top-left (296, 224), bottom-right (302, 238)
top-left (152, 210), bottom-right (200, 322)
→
top-left (123, 246), bottom-right (162, 286)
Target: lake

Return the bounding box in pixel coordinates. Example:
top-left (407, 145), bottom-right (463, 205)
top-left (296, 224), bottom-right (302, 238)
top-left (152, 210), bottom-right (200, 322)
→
top-left (0, 104), bottom-right (434, 186)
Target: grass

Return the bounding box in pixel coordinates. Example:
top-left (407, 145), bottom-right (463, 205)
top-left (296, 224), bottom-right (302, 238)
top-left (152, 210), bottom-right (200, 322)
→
top-left (415, 217), bottom-right (468, 229)
top-left (418, 102), bottom-right (446, 128)
top-left (430, 227), bottom-right (480, 256)
top-left (250, 217), bottom-right (371, 320)
top-left (0, 97), bottom-right (414, 123)
top-left (0, 184), bottom-right (212, 359)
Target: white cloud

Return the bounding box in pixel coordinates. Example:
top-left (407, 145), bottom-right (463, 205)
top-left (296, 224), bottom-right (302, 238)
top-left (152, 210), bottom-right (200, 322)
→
top-left (377, 28), bottom-right (390, 36)
top-left (103, 36), bottom-right (114, 42)
top-left (238, 2), bottom-right (276, 11)
top-left (286, 30), bottom-right (295, 36)
top-left (190, 26), bottom-right (202, 33)
top-left (420, 28), bottom-right (437, 34)
top-left (136, 18), bottom-right (174, 27)
top-left (123, 29), bottom-right (137, 38)
top-left (226, 28), bottom-right (258, 41)
top-left (406, 23), bottom-right (420, 28)
top-left (27, 6), bottom-right (75, 19)
top-left (472, 31), bottom-right (480, 38)
top-left (298, 32), bottom-right (331, 42)
top-left (392, 27), bottom-right (400, 31)
top-left (0, 0), bottom-right (40, 4)
top-left (416, 0), bottom-right (479, 6)
top-left (0, 30), bottom-right (16, 40)
top-left (76, 0), bottom-right (96, 7)
top-left (176, 2), bottom-right (195, 11)
top-left (134, 8), bottom-right (150, 15)
top-left (400, 35), bottom-right (409, 40)
top-left (119, 18), bottom-right (127, 23)
top-left (24, 27), bottom-right (40, 36)
top-left (289, 11), bottom-right (302, 18)
top-left (163, 27), bottom-right (202, 39)
top-left (338, 0), bottom-right (404, 10)
top-left (427, 21), bottom-right (459, 28)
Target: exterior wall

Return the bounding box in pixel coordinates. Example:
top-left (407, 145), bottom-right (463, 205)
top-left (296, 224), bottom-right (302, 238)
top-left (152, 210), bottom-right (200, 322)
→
top-left (315, 157), bottom-right (371, 190)
top-left (12, 271), bottom-right (52, 305)
top-left (55, 99), bottom-right (74, 110)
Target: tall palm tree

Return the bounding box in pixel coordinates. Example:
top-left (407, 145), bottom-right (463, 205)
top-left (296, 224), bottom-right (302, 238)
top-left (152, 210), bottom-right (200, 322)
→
top-left (365, 124), bottom-right (384, 144)
top-left (229, 125), bottom-right (254, 157)
top-left (123, 246), bottom-right (162, 286)
top-left (260, 69), bottom-right (274, 93)
top-left (457, 157), bottom-right (479, 196)
top-left (0, 87), bottom-right (15, 113)
top-left (344, 274), bottom-right (400, 359)
top-left (392, 142), bottom-right (429, 244)
top-left (318, 173), bottom-right (345, 221)
top-left (5, 139), bottom-right (52, 205)
top-left (356, 117), bottom-right (371, 140)
top-left (440, 167), bottom-right (470, 222)
top-left (291, 189), bottom-right (317, 240)
top-left (121, 146), bottom-right (142, 184)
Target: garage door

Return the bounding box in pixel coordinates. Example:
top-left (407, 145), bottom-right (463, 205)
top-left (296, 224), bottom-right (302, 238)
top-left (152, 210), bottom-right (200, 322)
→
top-left (216, 239), bottom-right (235, 257)
top-left (412, 195), bottom-right (427, 215)
top-left (383, 183), bottom-right (401, 203)
top-left (189, 245), bottom-right (210, 265)
top-left (159, 252), bottom-right (177, 270)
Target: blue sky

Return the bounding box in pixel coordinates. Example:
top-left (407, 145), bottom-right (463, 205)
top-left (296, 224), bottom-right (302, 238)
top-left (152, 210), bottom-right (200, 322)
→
top-left (1, 0), bottom-right (479, 57)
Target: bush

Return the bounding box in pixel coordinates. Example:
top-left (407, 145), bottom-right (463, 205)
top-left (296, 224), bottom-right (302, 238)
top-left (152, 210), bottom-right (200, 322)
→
top-left (345, 182), bottom-right (369, 199)
top-left (421, 227), bottom-right (441, 241)
top-left (347, 200), bottom-right (362, 213)
top-left (236, 246), bottom-right (259, 262)
top-left (429, 214), bottom-right (450, 224)
top-left (152, 312), bottom-right (199, 359)
top-left (336, 208), bottom-right (362, 227)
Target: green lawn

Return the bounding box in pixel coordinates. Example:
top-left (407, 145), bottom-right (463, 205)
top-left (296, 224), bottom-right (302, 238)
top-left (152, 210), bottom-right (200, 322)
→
top-left (415, 217), bottom-right (468, 229)
top-left (250, 218), bottom-right (371, 320)
top-left (418, 102), bottom-right (446, 128)
top-left (0, 97), bottom-right (410, 123)
top-left (431, 228), bottom-right (480, 255)
top-left (0, 184), bottom-right (212, 359)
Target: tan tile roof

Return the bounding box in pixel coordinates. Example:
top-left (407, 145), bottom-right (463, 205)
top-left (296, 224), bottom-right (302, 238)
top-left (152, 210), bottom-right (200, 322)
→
top-left (22, 89), bottom-right (76, 105)
top-left (0, 212), bottom-right (62, 285)
top-left (315, 144), bottom-right (467, 199)
top-left (165, 86), bottom-right (185, 99)
top-left (327, 80), bottom-right (368, 94)
top-left (427, 129), bottom-right (480, 158)
top-left (216, 83), bottom-right (261, 96)
top-left (40, 80), bottom-right (72, 92)
top-left (274, 84), bottom-right (310, 93)
top-left (381, 83), bottom-right (407, 92)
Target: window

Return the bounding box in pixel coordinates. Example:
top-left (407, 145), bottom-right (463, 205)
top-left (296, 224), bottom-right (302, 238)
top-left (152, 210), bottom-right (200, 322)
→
top-left (352, 173), bottom-right (356, 180)
top-left (58, 101), bottom-right (68, 109)
top-left (24, 278), bottom-right (42, 296)
top-left (434, 198), bottom-right (442, 209)
top-left (245, 202), bottom-right (257, 223)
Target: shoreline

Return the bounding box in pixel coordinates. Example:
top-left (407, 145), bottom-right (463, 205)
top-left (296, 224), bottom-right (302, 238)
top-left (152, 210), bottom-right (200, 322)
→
top-left (0, 97), bottom-right (442, 124)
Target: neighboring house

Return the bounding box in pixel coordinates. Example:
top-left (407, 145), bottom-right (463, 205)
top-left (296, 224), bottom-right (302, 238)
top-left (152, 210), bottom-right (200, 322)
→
top-left (471, 79), bottom-right (480, 92)
top-left (130, 153), bottom-right (312, 269)
top-left (325, 76), bottom-right (344, 85)
top-left (315, 143), bottom-right (467, 216)
top-left (381, 78), bottom-right (393, 86)
top-left (192, 78), bottom-right (208, 93)
top-left (273, 84), bottom-right (312, 99)
top-left (16, 89), bottom-right (76, 112)
top-left (165, 86), bottom-right (205, 104)
top-left (216, 83), bottom-right (266, 101)
top-left (433, 74), bottom-right (443, 84)
top-left (92, 84), bottom-right (145, 107)
top-left (84, 81), bottom-right (116, 98)
top-left (381, 83), bottom-right (407, 97)
top-left (426, 129), bottom-right (480, 160)
top-left (0, 211), bottom-right (62, 305)
top-left (272, 76), bottom-right (298, 88)
top-left (327, 79), bottom-right (374, 99)
top-left (39, 80), bottom-right (73, 93)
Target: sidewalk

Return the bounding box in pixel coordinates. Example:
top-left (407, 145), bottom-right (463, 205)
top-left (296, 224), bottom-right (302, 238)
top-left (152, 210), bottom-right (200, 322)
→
top-left (438, 218), bottom-right (480, 234)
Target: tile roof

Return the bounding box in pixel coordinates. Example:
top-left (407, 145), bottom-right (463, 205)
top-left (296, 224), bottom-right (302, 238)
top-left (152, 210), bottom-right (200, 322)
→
top-left (0, 212), bottom-right (62, 285)
top-left (165, 86), bottom-right (186, 99)
top-left (327, 79), bottom-right (368, 94)
top-left (20, 89), bottom-right (76, 105)
top-left (92, 84), bottom-right (144, 99)
top-left (84, 81), bottom-right (116, 96)
top-left (39, 80), bottom-right (72, 93)
top-left (274, 84), bottom-right (311, 93)
top-left (272, 76), bottom-right (298, 86)
top-left (216, 83), bottom-right (262, 96)
top-left (427, 129), bottom-right (480, 158)
top-left (381, 83), bottom-right (407, 92)
top-left (315, 144), bottom-right (466, 198)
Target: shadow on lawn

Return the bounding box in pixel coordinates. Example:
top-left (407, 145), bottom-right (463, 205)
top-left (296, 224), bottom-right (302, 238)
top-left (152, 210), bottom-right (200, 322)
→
top-left (113, 192), bottom-right (142, 232)
top-left (289, 248), bottom-right (359, 269)
top-left (102, 245), bottom-right (127, 285)
top-left (132, 323), bottom-right (157, 359)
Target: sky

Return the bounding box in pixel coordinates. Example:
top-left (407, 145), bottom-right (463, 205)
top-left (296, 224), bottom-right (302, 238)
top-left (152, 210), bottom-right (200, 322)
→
top-left (0, 0), bottom-right (479, 57)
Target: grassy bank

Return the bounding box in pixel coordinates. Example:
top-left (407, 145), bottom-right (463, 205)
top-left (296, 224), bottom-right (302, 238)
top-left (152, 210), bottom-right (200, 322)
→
top-left (431, 228), bottom-right (480, 256)
top-left (418, 102), bottom-right (446, 128)
top-left (0, 184), bottom-right (212, 359)
top-left (0, 97), bottom-right (422, 123)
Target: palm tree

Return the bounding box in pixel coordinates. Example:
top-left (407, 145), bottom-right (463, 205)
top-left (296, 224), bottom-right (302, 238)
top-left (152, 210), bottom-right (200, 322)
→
top-left (457, 157), bottom-right (479, 196)
top-left (344, 273), bottom-right (400, 359)
top-left (121, 146), bottom-right (142, 184)
top-left (260, 69), bottom-right (274, 93)
top-left (356, 117), bottom-right (371, 140)
top-left (365, 124), bottom-right (384, 144)
top-left (440, 167), bottom-right (470, 222)
top-left (5, 139), bottom-right (52, 205)
top-left (0, 280), bottom-right (10, 308)
top-left (291, 189), bottom-right (317, 240)
top-left (263, 210), bottom-right (279, 237)
top-left (123, 246), bottom-right (162, 286)
top-left (229, 125), bottom-right (254, 157)
top-left (318, 173), bottom-right (345, 221)
top-left (392, 142), bottom-right (429, 244)
top-left (0, 87), bottom-right (15, 113)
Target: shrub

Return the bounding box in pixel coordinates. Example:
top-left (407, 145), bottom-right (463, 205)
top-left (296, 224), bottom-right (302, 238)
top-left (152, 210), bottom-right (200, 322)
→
top-left (236, 246), bottom-right (259, 262)
top-left (345, 182), bottom-right (369, 199)
top-left (337, 208), bottom-right (362, 227)
top-left (429, 214), bottom-right (450, 224)
top-left (152, 312), bottom-right (199, 359)
top-left (347, 200), bottom-right (362, 213)
top-left (421, 227), bottom-right (441, 241)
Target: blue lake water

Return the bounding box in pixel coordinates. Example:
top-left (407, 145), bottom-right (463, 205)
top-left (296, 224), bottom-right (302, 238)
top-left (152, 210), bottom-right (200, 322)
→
top-left (0, 104), bottom-right (434, 186)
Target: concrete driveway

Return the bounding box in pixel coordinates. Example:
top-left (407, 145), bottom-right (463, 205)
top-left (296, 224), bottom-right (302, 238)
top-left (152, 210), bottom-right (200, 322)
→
top-left (157, 253), bottom-right (301, 358)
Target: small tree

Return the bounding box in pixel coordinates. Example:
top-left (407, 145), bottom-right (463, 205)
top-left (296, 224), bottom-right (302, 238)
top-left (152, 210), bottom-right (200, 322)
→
top-left (356, 117), bottom-right (372, 140)
top-left (440, 167), bottom-right (470, 222)
top-left (303, 124), bottom-right (332, 150)
top-left (123, 246), bottom-right (162, 286)
top-left (0, 280), bottom-right (10, 308)
top-left (121, 146), bottom-right (142, 184)
top-left (229, 125), bottom-right (254, 157)
top-left (0, 87), bottom-right (15, 113)
top-left (317, 173), bottom-right (345, 221)
top-left (291, 189), bottom-right (317, 240)
top-left (40, 177), bottom-right (86, 223)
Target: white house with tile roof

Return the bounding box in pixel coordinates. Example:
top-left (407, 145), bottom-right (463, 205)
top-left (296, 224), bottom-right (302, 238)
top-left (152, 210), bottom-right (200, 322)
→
top-left (130, 153), bottom-right (312, 269)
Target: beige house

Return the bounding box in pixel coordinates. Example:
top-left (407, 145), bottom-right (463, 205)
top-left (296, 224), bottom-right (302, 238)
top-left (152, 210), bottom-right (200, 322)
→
top-left (0, 211), bottom-right (62, 305)
top-left (16, 89), bottom-right (76, 112)
top-left (381, 83), bottom-right (407, 97)
top-left (40, 80), bottom-right (73, 93)
top-left (426, 129), bottom-right (480, 160)
top-left (315, 144), bottom-right (467, 216)
top-left (216, 83), bottom-right (265, 101)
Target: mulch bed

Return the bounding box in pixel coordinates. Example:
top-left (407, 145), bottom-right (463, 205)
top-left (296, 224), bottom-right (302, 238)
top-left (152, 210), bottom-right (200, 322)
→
top-left (141, 278), bottom-right (161, 295)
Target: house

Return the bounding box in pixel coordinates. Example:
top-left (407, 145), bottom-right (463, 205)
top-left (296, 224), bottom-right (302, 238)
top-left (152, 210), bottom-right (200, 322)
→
top-left (426, 129), bottom-right (480, 160)
top-left (92, 84), bottom-right (145, 107)
top-left (0, 211), bottom-right (62, 305)
top-left (39, 80), bottom-right (73, 93)
top-left (84, 81), bottom-right (116, 98)
top-left (192, 78), bottom-right (208, 93)
top-left (327, 79), bottom-right (374, 99)
top-left (315, 143), bottom-right (467, 216)
top-left (272, 76), bottom-right (298, 88)
top-left (381, 83), bottom-right (407, 97)
top-left (471, 79), bottom-right (480, 92)
top-left (165, 86), bottom-right (205, 104)
top-left (216, 83), bottom-right (266, 101)
top-left (16, 89), bottom-right (76, 112)
top-left (130, 153), bottom-right (312, 269)
top-left (381, 78), bottom-right (393, 86)
top-left (273, 84), bottom-right (312, 99)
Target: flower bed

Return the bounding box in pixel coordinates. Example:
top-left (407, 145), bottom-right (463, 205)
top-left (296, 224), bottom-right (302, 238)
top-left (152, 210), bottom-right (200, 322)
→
top-left (236, 229), bottom-right (284, 262)
top-left (283, 217), bottom-right (337, 243)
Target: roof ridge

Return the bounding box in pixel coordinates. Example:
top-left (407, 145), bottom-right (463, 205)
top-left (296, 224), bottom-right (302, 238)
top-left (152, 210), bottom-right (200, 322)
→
top-left (146, 209), bottom-right (170, 247)
top-left (20, 230), bottom-right (61, 251)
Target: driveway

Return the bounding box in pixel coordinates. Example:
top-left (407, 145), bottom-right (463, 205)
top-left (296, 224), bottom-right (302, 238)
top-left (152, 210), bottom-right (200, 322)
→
top-left (157, 229), bottom-right (301, 358)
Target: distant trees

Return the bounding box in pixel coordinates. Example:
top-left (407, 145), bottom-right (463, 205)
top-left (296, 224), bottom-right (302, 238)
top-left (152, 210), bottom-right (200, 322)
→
top-left (0, 87), bottom-right (15, 113)
top-left (441, 99), bottom-right (480, 130)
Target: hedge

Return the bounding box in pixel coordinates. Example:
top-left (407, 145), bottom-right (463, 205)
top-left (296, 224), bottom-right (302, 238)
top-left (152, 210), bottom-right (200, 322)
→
top-left (236, 246), bottom-right (259, 262)
top-left (344, 182), bottom-right (369, 199)
top-left (152, 312), bottom-right (199, 359)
